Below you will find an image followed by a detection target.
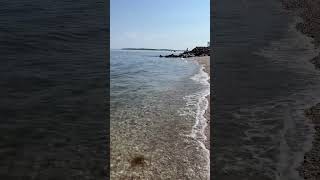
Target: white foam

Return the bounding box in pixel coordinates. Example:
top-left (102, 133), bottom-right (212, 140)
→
top-left (180, 63), bottom-right (210, 179)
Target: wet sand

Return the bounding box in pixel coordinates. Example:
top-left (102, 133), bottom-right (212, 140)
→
top-left (282, 0), bottom-right (320, 179)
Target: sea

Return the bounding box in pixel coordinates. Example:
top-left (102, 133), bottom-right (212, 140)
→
top-left (213, 0), bottom-right (320, 179)
top-left (110, 49), bottom-right (210, 179)
top-left (0, 0), bottom-right (107, 179)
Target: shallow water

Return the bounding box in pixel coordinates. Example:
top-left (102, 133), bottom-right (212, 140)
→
top-left (110, 50), bottom-right (210, 179)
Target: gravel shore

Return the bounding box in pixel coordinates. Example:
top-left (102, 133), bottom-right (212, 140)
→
top-left (282, 0), bottom-right (320, 179)
top-left (299, 104), bottom-right (320, 179)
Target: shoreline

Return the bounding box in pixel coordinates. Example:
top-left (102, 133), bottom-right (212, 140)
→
top-left (193, 55), bottom-right (210, 179)
top-left (282, 0), bottom-right (320, 179)
top-left (300, 104), bottom-right (320, 179)
top-left (184, 55), bottom-right (210, 179)
top-left (193, 56), bottom-right (210, 150)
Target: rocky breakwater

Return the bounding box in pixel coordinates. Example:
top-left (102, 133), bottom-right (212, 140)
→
top-left (160, 47), bottom-right (210, 58)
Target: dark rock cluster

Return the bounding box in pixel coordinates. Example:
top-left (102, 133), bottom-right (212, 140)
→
top-left (189, 47), bottom-right (210, 56)
top-left (160, 46), bottom-right (210, 58)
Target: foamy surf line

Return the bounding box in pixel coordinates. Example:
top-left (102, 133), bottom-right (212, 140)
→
top-left (192, 63), bottom-right (210, 179)
top-left (185, 59), bottom-right (210, 179)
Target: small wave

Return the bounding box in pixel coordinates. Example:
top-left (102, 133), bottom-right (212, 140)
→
top-left (179, 63), bottom-right (210, 179)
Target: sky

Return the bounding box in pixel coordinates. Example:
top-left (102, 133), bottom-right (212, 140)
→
top-left (111, 0), bottom-right (210, 50)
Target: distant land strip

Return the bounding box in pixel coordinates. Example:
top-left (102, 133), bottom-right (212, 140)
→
top-left (121, 48), bottom-right (183, 51)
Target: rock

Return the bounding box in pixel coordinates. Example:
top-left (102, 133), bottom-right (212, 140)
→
top-left (189, 47), bottom-right (210, 56)
top-left (164, 54), bottom-right (182, 58)
top-left (160, 46), bottom-right (210, 58)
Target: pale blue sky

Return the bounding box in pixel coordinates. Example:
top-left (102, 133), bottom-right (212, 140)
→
top-left (111, 0), bottom-right (210, 50)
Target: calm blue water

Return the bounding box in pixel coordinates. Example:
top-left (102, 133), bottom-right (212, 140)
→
top-left (111, 50), bottom-right (199, 106)
top-left (110, 50), bottom-right (210, 179)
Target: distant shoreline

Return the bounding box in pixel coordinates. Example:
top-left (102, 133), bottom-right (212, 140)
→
top-left (121, 48), bottom-right (184, 52)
